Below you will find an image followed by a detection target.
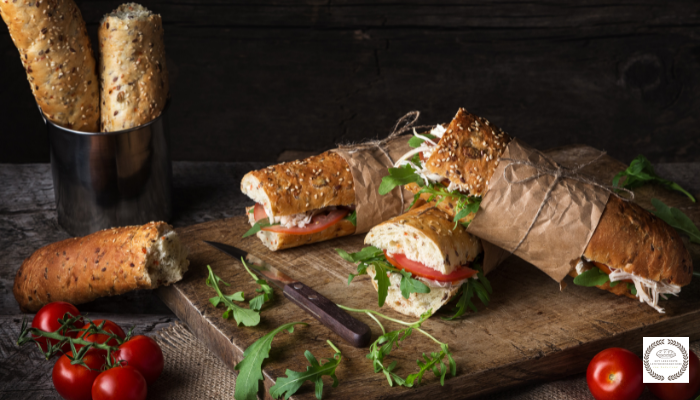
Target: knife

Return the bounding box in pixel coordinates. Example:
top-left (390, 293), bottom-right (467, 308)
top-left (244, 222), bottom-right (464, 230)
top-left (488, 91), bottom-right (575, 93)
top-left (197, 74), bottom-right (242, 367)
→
top-left (203, 241), bottom-right (372, 348)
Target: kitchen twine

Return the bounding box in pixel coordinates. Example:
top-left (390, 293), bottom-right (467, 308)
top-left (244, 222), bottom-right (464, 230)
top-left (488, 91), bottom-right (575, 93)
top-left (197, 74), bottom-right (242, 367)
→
top-left (335, 111), bottom-right (435, 212)
top-left (500, 150), bottom-right (634, 255)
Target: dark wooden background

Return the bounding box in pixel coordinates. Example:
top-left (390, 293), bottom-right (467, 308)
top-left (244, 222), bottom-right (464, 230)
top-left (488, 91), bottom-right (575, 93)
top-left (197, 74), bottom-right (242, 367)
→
top-left (2, 0), bottom-right (699, 164)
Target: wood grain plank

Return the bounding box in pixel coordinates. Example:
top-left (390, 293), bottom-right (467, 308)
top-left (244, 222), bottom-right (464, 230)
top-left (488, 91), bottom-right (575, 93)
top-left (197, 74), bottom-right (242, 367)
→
top-left (158, 145), bottom-right (700, 399)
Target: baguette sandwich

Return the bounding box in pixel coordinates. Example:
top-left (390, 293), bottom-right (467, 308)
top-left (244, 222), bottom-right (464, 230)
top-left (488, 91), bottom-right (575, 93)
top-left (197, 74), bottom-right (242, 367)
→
top-left (241, 151), bottom-right (358, 251)
top-left (338, 203), bottom-right (489, 318)
top-left (14, 221), bottom-right (189, 312)
top-left (0, 0), bottom-right (100, 131)
top-left (384, 108), bottom-right (692, 312)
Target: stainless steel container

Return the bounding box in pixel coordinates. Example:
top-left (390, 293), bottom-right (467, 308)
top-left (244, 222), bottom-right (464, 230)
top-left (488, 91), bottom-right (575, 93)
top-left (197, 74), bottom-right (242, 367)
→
top-left (44, 105), bottom-right (172, 236)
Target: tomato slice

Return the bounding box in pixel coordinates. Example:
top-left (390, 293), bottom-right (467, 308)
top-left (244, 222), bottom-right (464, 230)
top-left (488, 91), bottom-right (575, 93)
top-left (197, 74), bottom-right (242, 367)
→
top-left (258, 207), bottom-right (351, 235)
top-left (593, 261), bottom-right (632, 284)
top-left (253, 203), bottom-right (267, 222)
top-left (383, 251), bottom-right (477, 283)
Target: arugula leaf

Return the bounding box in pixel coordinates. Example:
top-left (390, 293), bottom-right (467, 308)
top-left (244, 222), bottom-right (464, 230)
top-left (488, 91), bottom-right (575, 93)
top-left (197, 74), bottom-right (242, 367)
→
top-left (269, 340), bottom-right (342, 400)
top-left (442, 258), bottom-right (491, 320)
top-left (234, 322), bottom-right (308, 400)
top-left (206, 266), bottom-right (261, 326)
top-left (378, 165), bottom-right (423, 195)
top-left (572, 267), bottom-right (610, 287)
top-left (365, 310), bottom-right (455, 387)
top-left (243, 218), bottom-right (280, 238)
top-left (248, 208), bottom-right (254, 214)
top-left (627, 283), bottom-right (637, 296)
top-left (240, 258), bottom-right (274, 311)
top-left (407, 181), bottom-right (482, 227)
top-left (408, 134), bottom-right (437, 149)
top-left (651, 198), bottom-right (700, 244)
top-left (613, 155), bottom-right (695, 202)
top-left (337, 247), bottom-right (431, 307)
top-left (344, 211), bottom-right (357, 227)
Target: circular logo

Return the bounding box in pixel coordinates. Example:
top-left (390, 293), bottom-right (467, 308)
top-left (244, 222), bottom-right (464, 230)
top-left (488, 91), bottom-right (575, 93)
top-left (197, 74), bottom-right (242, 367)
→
top-left (644, 339), bottom-right (689, 382)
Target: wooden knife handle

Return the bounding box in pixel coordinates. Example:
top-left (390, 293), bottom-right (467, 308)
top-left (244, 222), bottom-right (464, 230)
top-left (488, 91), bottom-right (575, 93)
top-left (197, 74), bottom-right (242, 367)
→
top-left (283, 282), bottom-right (372, 348)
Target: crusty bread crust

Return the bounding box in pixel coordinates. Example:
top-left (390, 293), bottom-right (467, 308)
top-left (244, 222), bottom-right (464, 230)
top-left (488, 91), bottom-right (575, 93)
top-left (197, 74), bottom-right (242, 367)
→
top-left (425, 108), bottom-right (512, 196)
top-left (13, 222), bottom-right (186, 312)
top-left (241, 151), bottom-right (355, 217)
top-left (245, 207), bottom-right (355, 251)
top-left (99, 3), bottom-right (168, 132)
top-left (367, 266), bottom-right (460, 318)
top-left (365, 203), bottom-right (482, 274)
top-left (0, 0), bottom-right (100, 131)
top-left (584, 195), bottom-right (692, 287)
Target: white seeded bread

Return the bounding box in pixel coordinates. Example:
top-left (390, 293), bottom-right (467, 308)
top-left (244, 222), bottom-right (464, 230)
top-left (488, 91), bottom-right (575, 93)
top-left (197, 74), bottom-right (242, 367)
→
top-left (245, 206), bottom-right (355, 251)
top-left (13, 221), bottom-right (189, 312)
top-left (99, 3), bottom-right (168, 132)
top-left (0, 0), bottom-right (100, 131)
top-left (367, 265), bottom-right (460, 318)
top-left (365, 203), bottom-right (482, 275)
top-left (241, 151), bottom-right (355, 218)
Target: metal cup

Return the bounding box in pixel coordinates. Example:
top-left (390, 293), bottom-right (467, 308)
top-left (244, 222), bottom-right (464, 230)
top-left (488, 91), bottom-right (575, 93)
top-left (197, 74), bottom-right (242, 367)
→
top-left (44, 104), bottom-right (173, 236)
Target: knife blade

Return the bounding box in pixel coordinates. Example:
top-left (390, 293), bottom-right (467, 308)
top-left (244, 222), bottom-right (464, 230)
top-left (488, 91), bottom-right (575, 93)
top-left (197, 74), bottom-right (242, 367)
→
top-left (203, 240), bottom-right (372, 348)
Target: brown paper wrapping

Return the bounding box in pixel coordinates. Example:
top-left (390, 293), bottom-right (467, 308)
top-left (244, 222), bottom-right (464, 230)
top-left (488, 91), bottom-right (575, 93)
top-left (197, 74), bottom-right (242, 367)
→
top-left (334, 135), bottom-right (413, 233)
top-left (467, 139), bottom-right (611, 282)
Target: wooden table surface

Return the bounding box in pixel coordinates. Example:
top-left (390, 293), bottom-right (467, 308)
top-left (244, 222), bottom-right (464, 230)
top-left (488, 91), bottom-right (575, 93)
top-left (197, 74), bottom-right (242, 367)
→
top-left (1, 160), bottom-right (699, 399)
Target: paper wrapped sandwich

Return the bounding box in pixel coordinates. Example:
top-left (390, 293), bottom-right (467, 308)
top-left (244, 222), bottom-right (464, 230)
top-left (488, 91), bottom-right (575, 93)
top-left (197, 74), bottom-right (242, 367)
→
top-left (241, 118), bottom-right (419, 250)
top-left (381, 108), bottom-right (693, 313)
top-left (338, 203), bottom-right (491, 318)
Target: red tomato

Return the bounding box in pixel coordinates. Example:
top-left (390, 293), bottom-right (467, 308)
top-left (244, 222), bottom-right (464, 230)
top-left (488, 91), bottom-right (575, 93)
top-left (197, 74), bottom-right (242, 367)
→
top-left (32, 301), bottom-right (81, 354)
top-left (92, 366), bottom-right (147, 400)
top-left (261, 208), bottom-right (351, 235)
top-left (76, 320), bottom-right (126, 350)
top-left (648, 350), bottom-right (700, 400)
top-left (384, 251), bottom-right (478, 282)
top-left (113, 335), bottom-right (164, 384)
top-left (52, 348), bottom-right (106, 400)
top-left (586, 348), bottom-right (644, 400)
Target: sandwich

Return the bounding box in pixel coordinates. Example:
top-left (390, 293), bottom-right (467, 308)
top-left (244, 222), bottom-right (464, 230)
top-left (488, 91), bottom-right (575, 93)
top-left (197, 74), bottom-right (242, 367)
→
top-left (241, 151), bottom-right (357, 251)
top-left (382, 108), bottom-right (693, 313)
top-left (337, 203), bottom-right (490, 318)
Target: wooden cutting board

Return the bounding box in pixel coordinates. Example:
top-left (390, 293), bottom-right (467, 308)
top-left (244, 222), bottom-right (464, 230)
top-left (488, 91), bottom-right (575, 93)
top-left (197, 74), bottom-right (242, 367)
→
top-left (158, 145), bottom-right (700, 400)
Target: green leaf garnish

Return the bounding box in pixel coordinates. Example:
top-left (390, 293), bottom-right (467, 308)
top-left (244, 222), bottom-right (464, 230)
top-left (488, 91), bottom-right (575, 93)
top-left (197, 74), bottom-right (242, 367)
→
top-left (408, 134), bottom-right (437, 149)
top-left (651, 198), bottom-right (700, 244)
top-left (243, 218), bottom-right (280, 238)
top-left (240, 258), bottom-right (275, 311)
top-left (234, 322), bottom-right (308, 400)
top-left (269, 340), bottom-right (342, 400)
top-left (442, 256), bottom-right (490, 320)
top-left (613, 155), bottom-right (695, 202)
top-left (378, 164), bottom-right (423, 195)
top-left (627, 283), bottom-right (637, 296)
top-left (206, 265), bottom-right (261, 326)
top-left (344, 211), bottom-right (357, 227)
top-left (572, 267), bottom-right (610, 287)
top-left (336, 247), bottom-right (431, 307)
top-left (337, 306), bottom-right (456, 388)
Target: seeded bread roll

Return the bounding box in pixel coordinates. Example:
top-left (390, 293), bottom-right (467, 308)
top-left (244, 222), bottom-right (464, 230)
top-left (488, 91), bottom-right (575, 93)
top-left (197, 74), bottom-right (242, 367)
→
top-left (363, 203), bottom-right (483, 317)
top-left (0, 0), bottom-right (99, 131)
top-left (583, 195), bottom-right (692, 287)
top-left (99, 3), bottom-right (168, 132)
top-left (241, 151), bottom-right (355, 218)
top-left (246, 206), bottom-right (356, 251)
top-left (13, 221), bottom-right (189, 312)
top-left (365, 204), bottom-right (482, 275)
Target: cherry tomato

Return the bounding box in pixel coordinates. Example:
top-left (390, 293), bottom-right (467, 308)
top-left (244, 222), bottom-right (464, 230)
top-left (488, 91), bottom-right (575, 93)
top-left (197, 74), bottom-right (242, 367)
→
top-left (52, 348), bottom-right (106, 400)
top-left (76, 319), bottom-right (126, 350)
top-left (92, 366), bottom-right (147, 400)
top-left (586, 347), bottom-right (644, 400)
top-left (648, 350), bottom-right (700, 400)
top-left (113, 335), bottom-right (164, 384)
top-left (254, 203), bottom-right (351, 235)
top-left (32, 301), bottom-right (81, 354)
top-left (384, 251), bottom-right (478, 283)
